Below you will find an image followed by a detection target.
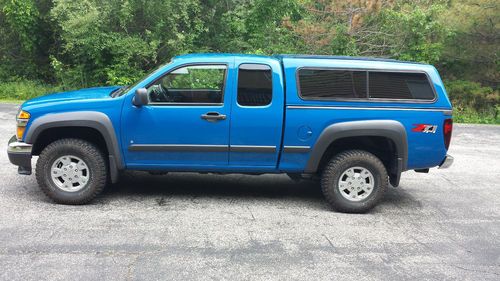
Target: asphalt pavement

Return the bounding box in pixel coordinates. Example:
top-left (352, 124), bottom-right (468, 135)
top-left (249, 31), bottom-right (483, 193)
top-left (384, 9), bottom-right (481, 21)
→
top-left (0, 103), bottom-right (499, 280)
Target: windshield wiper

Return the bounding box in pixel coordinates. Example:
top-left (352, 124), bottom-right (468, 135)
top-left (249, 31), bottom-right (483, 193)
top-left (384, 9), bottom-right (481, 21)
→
top-left (111, 86), bottom-right (128, 98)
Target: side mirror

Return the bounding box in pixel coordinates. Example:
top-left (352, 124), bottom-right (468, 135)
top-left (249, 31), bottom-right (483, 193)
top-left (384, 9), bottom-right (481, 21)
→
top-left (132, 88), bottom-right (148, 106)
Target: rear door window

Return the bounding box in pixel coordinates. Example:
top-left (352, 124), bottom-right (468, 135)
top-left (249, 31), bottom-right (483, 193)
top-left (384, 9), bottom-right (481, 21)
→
top-left (237, 64), bottom-right (272, 106)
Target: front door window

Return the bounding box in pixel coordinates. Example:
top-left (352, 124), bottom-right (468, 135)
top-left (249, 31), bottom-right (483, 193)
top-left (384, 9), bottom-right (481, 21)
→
top-left (147, 65), bottom-right (227, 104)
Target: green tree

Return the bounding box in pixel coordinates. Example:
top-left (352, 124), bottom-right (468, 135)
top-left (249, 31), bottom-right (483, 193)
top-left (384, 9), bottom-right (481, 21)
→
top-left (49, 0), bottom-right (204, 86)
top-left (0, 0), bottom-right (44, 79)
top-left (439, 0), bottom-right (499, 87)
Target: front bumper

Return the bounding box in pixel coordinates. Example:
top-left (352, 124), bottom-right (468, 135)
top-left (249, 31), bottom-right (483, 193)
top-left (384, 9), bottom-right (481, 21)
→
top-left (438, 154), bottom-right (454, 169)
top-left (7, 135), bottom-right (32, 175)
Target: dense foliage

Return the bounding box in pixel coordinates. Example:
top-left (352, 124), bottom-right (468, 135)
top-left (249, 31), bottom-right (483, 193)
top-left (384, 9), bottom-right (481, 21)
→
top-left (0, 0), bottom-right (498, 123)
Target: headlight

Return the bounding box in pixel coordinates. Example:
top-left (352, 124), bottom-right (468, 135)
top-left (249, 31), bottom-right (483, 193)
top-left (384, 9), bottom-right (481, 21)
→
top-left (16, 110), bottom-right (30, 141)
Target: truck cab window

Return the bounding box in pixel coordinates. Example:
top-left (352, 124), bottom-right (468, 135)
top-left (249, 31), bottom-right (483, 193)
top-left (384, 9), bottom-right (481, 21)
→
top-left (237, 64), bottom-right (272, 106)
top-left (148, 65), bottom-right (226, 104)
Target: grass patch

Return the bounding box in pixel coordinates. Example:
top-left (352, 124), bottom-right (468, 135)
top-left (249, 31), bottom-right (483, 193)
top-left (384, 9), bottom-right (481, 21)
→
top-left (453, 108), bottom-right (500, 124)
top-left (0, 80), bottom-right (62, 101)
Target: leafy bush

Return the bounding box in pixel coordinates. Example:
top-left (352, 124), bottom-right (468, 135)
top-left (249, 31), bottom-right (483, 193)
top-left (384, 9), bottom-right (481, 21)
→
top-left (446, 80), bottom-right (499, 124)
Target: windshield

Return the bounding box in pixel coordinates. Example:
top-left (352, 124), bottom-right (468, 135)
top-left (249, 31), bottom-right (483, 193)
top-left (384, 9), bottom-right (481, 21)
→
top-left (111, 61), bottom-right (172, 97)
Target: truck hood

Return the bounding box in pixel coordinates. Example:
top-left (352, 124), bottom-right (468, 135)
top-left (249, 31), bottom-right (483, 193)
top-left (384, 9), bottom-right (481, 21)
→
top-left (22, 86), bottom-right (121, 107)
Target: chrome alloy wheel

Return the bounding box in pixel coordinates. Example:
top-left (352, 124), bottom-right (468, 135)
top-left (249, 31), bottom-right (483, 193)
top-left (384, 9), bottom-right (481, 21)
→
top-left (50, 155), bottom-right (90, 192)
top-left (338, 166), bottom-right (375, 202)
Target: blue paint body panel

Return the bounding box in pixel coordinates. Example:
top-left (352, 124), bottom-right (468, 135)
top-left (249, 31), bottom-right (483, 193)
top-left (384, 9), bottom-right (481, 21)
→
top-left (21, 86), bottom-right (125, 167)
top-left (279, 57), bottom-right (451, 171)
top-left (121, 56), bottom-right (234, 168)
top-left (19, 53), bottom-right (453, 175)
top-left (229, 57), bottom-right (284, 167)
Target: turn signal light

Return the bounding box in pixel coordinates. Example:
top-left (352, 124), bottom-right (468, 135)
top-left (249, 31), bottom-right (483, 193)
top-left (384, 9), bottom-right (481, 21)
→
top-left (16, 126), bottom-right (26, 140)
top-left (16, 110), bottom-right (30, 141)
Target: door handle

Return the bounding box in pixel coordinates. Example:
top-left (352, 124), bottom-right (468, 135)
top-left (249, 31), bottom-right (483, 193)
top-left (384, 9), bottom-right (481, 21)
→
top-left (201, 112), bottom-right (226, 122)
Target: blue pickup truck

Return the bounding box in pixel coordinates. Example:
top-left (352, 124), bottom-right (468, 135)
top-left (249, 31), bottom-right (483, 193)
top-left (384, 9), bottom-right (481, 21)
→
top-left (7, 53), bottom-right (453, 212)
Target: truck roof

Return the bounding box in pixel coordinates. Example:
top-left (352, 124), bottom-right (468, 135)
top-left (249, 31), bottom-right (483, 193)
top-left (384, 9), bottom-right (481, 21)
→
top-left (276, 54), bottom-right (427, 65)
top-left (173, 53), bottom-right (428, 66)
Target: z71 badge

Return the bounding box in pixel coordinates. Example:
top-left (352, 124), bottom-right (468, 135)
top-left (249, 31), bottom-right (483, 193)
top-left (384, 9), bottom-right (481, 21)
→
top-left (412, 124), bottom-right (438, 133)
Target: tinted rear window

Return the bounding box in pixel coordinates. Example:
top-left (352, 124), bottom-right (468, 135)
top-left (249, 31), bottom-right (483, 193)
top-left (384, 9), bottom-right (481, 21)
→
top-left (298, 69), bottom-right (367, 99)
top-left (369, 72), bottom-right (435, 100)
top-left (297, 68), bottom-right (435, 101)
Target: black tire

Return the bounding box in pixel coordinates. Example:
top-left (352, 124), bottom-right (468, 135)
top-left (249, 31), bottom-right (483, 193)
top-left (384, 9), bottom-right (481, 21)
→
top-left (35, 138), bottom-right (107, 205)
top-left (321, 150), bottom-right (388, 213)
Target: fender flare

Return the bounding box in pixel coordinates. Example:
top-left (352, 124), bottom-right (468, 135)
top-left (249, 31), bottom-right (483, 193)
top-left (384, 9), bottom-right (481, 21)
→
top-left (305, 120), bottom-right (408, 186)
top-left (24, 111), bottom-right (123, 183)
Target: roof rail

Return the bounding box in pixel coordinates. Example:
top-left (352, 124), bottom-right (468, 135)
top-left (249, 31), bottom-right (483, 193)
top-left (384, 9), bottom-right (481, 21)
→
top-left (275, 54), bottom-right (426, 65)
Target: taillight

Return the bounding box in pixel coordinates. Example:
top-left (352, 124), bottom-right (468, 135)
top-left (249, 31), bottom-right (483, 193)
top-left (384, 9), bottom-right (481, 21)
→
top-left (443, 118), bottom-right (453, 150)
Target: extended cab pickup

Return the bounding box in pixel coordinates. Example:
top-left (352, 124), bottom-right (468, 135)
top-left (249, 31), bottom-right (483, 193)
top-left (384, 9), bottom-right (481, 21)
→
top-left (7, 54), bottom-right (453, 212)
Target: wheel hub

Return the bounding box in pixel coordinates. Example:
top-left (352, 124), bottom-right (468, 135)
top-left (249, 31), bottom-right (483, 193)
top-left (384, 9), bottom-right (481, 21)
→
top-left (50, 155), bottom-right (89, 192)
top-left (338, 166), bottom-right (375, 202)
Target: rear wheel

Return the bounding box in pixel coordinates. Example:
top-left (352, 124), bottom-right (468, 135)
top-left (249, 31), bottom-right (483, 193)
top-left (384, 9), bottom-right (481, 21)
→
top-left (36, 138), bottom-right (107, 204)
top-left (321, 150), bottom-right (388, 213)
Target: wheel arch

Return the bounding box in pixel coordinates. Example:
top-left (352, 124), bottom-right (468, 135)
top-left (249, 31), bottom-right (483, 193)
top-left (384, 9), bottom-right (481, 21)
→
top-left (25, 111), bottom-right (123, 183)
top-left (305, 120), bottom-right (408, 187)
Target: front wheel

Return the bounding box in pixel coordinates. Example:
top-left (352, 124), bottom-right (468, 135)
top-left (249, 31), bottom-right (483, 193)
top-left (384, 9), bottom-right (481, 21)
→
top-left (321, 150), bottom-right (388, 213)
top-left (35, 138), bottom-right (108, 204)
